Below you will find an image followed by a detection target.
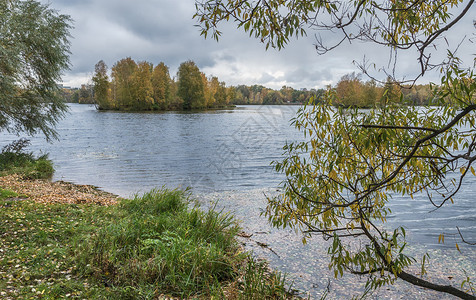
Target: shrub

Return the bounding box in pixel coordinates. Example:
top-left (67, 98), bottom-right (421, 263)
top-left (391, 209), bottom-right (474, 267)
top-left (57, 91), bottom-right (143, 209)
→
top-left (76, 188), bottom-right (241, 298)
top-left (0, 139), bottom-right (54, 179)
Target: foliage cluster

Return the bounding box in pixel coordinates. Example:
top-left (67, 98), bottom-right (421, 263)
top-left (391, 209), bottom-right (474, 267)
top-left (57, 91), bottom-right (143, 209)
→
top-left (90, 60), bottom-right (437, 110)
top-left (194, 0), bottom-right (476, 298)
top-left (0, 0), bottom-right (71, 141)
top-left (0, 139), bottom-right (54, 179)
top-left (59, 84), bottom-right (95, 104)
top-left (0, 188), bottom-right (19, 201)
top-left (92, 59), bottom-right (232, 111)
top-left (232, 74), bottom-right (434, 107)
top-left (269, 74), bottom-right (476, 296)
top-left (334, 73), bottom-right (434, 107)
top-left (232, 84), bottom-right (321, 105)
top-left (58, 87), bottom-right (81, 104)
top-left (76, 73), bottom-right (435, 108)
top-left (91, 58), bottom-right (326, 110)
top-left (0, 187), bottom-right (295, 299)
top-left (76, 85), bottom-right (95, 104)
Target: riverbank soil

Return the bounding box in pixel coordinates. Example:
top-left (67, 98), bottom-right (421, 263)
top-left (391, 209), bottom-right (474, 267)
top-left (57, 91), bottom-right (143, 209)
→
top-left (0, 174), bottom-right (118, 205)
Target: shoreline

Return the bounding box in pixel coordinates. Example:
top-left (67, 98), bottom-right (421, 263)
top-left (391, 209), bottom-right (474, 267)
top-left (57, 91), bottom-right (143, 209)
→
top-left (0, 174), bottom-right (119, 206)
top-left (0, 175), bottom-right (301, 299)
top-left (3, 176), bottom-right (473, 299)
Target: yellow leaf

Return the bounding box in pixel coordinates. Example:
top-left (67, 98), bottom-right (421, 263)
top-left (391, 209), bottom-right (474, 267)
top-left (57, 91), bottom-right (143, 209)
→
top-left (471, 166), bottom-right (475, 176)
top-left (455, 243), bottom-right (460, 252)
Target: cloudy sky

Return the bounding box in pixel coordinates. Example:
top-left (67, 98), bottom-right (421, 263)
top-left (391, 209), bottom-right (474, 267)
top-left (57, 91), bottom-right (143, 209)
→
top-left (47, 0), bottom-right (475, 90)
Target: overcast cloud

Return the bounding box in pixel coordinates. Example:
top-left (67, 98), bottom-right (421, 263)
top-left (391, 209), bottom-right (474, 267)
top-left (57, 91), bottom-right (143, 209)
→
top-left (47, 0), bottom-right (475, 89)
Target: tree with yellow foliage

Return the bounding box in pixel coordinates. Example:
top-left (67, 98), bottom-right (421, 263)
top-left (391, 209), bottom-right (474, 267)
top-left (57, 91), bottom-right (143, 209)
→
top-left (195, 0), bottom-right (476, 298)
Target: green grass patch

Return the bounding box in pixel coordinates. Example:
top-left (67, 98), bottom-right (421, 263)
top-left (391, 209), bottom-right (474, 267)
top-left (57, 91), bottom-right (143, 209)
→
top-left (0, 187), bottom-right (297, 299)
top-left (0, 139), bottom-right (54, 179)
top-left (0, 188), bottom-right (19, 200)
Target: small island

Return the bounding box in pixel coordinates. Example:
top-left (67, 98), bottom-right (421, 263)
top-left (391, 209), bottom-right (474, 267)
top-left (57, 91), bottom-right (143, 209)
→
top-left (63, 59), bottom-right (435, 111)
top-left (90, 58), bottom-right (319, 111)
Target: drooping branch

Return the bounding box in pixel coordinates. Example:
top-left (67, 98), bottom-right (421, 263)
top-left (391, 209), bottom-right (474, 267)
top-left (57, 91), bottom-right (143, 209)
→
top-left (417, 0), bottom-right (475, 75)
top-left (457, 227), bottom-right (476, 245)
top-left (397, 271), bottom-right (476, 300)
top-left (361, 104), bottom-right (476, 203)
top-left (360, 212), bottom-right (476, 299)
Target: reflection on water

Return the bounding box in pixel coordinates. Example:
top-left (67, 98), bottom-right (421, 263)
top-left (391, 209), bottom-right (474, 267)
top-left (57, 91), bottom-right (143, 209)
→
top-left (199, 189), bottom-right (475, 299)
top-left (1, 103), bottom-right (474, 298)
top-left (17, 104), bottom-right (300, 196)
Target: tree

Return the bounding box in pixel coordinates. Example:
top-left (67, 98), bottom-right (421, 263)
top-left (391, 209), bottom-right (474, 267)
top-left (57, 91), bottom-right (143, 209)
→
top-left (335, 73), bottom-right (365, 107)
top-left (92, 60), bottom-right (111, 110)
top-left (362, 80), bottom-right (382, 108)
top-left (111, 57), bottom-right (137, 109)
top-left (0, 0), bottom-right (72, 141)
top-left (131, 61), bottom-right (154, 110)
top-left (215, 80), bottom-right (228, 106)
top-left (202, 73), bottom-right (214, 107)
top-left (382, 76), bottom-right (403, 105)
top-left (78, 84), bottom-right (93, 104)
top-left (226, 86), bottom-right (236, 105)
top-left (195, 0), bottom-right (475, 298)
top-left (152, 62), bottom-right (172, 110)
top-left (177, 60), bottom-right (205, 110)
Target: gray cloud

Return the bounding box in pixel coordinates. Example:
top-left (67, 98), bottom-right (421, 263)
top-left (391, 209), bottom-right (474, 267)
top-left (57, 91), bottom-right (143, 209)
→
top-left (46, 0), bottom-right (475, 89)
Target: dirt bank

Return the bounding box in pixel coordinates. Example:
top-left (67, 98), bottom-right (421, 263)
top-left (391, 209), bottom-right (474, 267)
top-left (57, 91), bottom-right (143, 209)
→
top-left (0, 174), bottom-right (118, 205)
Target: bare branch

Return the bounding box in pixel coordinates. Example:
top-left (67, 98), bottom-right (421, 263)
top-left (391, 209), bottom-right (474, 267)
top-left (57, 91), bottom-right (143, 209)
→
top-left (457, 227), bottom-right (476, 245)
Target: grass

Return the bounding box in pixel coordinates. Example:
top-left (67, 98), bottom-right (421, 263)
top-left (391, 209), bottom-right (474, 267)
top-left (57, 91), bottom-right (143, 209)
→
top-left (0, 187), bottom-right (297, 299)
top-left (0, 188), bottom-right (20, 200)
top-left (0, 139), bottom-right (54, 179)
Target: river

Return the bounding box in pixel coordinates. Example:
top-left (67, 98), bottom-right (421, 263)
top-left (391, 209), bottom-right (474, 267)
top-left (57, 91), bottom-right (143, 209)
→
top-left (1, 104), bottom-right (474, 299)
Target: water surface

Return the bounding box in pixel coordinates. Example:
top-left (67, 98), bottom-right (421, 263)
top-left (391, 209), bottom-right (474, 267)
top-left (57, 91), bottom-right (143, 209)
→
top-left (1, 104), bottom-right (474, 298)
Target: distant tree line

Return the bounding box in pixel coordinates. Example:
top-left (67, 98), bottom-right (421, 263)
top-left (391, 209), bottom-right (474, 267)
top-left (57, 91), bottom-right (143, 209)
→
top-left (60, 85), bottom-right (94, 104)
top-left (231, 85), bottom-right (323, 105)
top-left (88, 58), bottom-right (322, 111)
top-left (333, 73), bottom-right (433, 107)
top-left (64, 61), bottom-right (435, 109)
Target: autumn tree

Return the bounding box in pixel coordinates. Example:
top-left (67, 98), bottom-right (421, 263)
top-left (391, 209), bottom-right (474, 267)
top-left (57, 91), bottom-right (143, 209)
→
top-left (362, 80), bottom-right (382, 107)
top-left (0, 0), bottom-right (71, 141)
top-left (334, 74), bottom-right (384, 107)
top-left (195, 0), bottom-right (476, 299)
top-left (402, 84), bottom-right (433, 106)
top-left (205, 76), bottom-right (228, 107)
top-left (215, 80), bottom-right (228, 106)
top-left (111, 57), bottom-right (137, 109)
top-left (335, 73), bottom-right (365, 107)
top-left (226, 86), bottom-right (236, 105)
top-left (280, 86), bottom-right (293, 103)
top-left (202, 73), bottom-right (214, 107)
top-left (233, 85), bottom-right (249, 104)
top-left (78, 84), bottom-right (93, 104)
top-left (92, 60), bottom-right (111, 110)
top-left (131, 61), bottom-right (154, 110)
top-left (167, 78), bottom-right (183, 110)
top-left (177, 60), bottom-right (205, 110)
top-left (382, 76), bottom-right (403, 105)
top-left (152, 62), bottom-right (172, 110)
